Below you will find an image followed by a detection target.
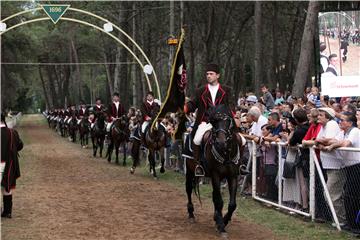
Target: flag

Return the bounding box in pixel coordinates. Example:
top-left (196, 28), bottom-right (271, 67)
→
top-left (151, 28), bottom-right (187, 139)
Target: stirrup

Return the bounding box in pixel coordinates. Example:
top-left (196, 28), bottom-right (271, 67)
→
top-left (195, 165), bottom-right (205, 177)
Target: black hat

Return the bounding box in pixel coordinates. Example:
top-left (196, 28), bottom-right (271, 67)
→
top-left (206, 63), bottom-right (220, 74)
top-left (96, 97), bottom-right (101, 102)
top-left (113, 92), bottom-right (119, 97)
top-left (146, 91), bottom-right (154, 97)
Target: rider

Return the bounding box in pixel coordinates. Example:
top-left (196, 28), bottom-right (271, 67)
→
top-left (106, 92), bottom-right (126, 138)
top-left (77, 100), bottom-right (89, 124)
top-left (184, 63), bottom-right (238, 176)
top-left (140, 91), bottom-right (160, 134)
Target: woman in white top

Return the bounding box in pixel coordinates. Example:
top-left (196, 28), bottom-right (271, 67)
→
top-left (324, 112), bottom-right (360, 232)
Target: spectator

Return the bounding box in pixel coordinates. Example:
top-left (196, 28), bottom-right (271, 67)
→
top-left (274, 91), bottom-right (285, 106)
top-left (260, 124), bottom-right (278, 201)
top-left (315, 107), bottom-right (346, 225)
top-left (261, 85), bottom-right (275, 111)
top-left (324, 112), bottom-right (360, 232)
top-left (282, 108), bottom-right (310, 211)
top-left (1, 112), bottom-right (23, 218)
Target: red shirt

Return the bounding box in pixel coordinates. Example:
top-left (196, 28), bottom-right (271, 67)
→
top-left (303, 123), bottom-right (322, 162)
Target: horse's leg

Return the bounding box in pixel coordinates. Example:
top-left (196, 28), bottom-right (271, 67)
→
top-left (186, 160), bottom-right (195, 222)
top-left (223, 176), bottom-right (238, 227)
top-left (107, 141), bottom-right (113, 163)
top-left (211, 174), bottom-right (226, 234)
top-left (122, 142), bottom-right (127, 166)
top-left (149, 149), bottom-right (157, 179)
top-left (130, 139), bottom-right (140, 174)
top-left (160, 147), bottom-right (165, 173)
top-left (99, 136), bottom-right (104, 158)
top-left (115, 141), bottom-right (120, 164)
top-left (92, 137), bottom-right (97, 157)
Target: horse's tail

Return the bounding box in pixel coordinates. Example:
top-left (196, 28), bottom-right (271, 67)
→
top-left (193, 177), bottom-right (202, 206)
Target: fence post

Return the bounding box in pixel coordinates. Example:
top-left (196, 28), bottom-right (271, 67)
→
top-left (277, 143), bottom-right (283, 206)
top-left (309, 146), bottom-right (316, 221)
top-left (310, 147), bottom-right (341, 231)
top-left (252, 140), bottom-right (257, 198)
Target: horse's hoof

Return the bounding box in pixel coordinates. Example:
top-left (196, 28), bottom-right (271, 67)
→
top-left (108, 159), bottom-right (111, 163)
top-left (188, 217), bottom-right (195, 224)
top-left (153, 176), bottom-right (158, 180)
top-left (160, 168), bottom-right (165, 173)
top-left (220, 232), bottom-right (228, 239)
top-left (130, 167), bottom-right (135, 174)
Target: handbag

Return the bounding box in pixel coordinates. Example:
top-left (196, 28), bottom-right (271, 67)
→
top-left (282, 148), bottom-right (301, 179)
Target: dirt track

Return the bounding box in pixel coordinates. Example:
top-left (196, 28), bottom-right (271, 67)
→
top-left (1, 115), bottom-right (275, 240)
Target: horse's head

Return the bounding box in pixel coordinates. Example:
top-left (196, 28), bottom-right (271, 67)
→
top-left (210, 113), bottom-right (234, 152)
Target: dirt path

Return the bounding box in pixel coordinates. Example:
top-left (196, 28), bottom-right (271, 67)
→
top-left (1, 115), bottom-right (275, 240)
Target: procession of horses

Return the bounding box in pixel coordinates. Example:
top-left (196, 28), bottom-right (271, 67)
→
top-left (44, 100), bottom-right (247, 237)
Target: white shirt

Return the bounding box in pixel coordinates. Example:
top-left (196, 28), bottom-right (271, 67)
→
top-left (249, 115), bottom-right (268, 157)
top-left (114, 101), bottom-right (120, 111)
top-left (250, 115), bottom-right (268, 137)
top-left (317, 120), bottom-right (342, 169)
top-left (0, 123), bottom-right (6, 128)
top-left (208, 83), bottom-right (219, 105)
top-left (335, 127), bottom-right (360, 167)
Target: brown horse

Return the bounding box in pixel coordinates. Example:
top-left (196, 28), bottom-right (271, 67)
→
top-left (186, 107), bottom-right (245, 237)
top-left (130, 119), bottom-right (167, 179)
top-left (106, 115), bottom-right (129, 165)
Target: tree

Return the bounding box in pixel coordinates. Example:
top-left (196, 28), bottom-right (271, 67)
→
top-left (292, 1), bottom-right (320, 98)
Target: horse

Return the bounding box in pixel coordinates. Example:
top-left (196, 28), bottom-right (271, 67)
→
top-left (57, 117), bottom-right (66, 137)
top-left (68, 117), bottom-right (78, 142)
top-left (130, 115), bottom-right (167, 179)
top-left (185, 106), bottom-right (245, 237)
top-left (79, 117), bottom-right (90, 148)
top-left (106, 115), bottom-right (130, 165)
top-left (91, 112), bottom-right (106, 157)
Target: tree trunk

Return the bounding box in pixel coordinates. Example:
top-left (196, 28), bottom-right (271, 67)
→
top-left (131, 2), bottom-right (137, 107)
top-left (38, 66), bottom-right (51, 109)
top-left (254, 1), bottom-right (262, 96)
top-left (71, 39), bottom-right (83, 102)
top-left (292, 1), bottom-right (320, 97)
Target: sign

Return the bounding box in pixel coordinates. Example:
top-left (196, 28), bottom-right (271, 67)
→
top-left (167, 38), bottom-right (178, 45)
top-left (321, 76), bottom-right (360, 97)
top-left (42, 5), bottom-right (70, 24)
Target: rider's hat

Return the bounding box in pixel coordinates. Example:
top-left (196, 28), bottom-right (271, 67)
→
top-left (206, 63), bottom-right (220, 74)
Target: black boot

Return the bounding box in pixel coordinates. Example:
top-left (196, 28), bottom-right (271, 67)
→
top-left (1, 195), bottom-right (12, 218)
top-left (193, 145), bottom-right (205, 177)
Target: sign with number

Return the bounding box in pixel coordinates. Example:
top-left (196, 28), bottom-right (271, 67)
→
top-left (42, 5), bottom-right (70, 24)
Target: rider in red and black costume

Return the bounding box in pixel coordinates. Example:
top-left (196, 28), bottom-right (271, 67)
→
top-left (77, 100), bottom-right (89, 124)
top-left (106, 92), bottom-right (126, 134)
top-left (184, 63), bottom-right (243, 176)
top-left (140, 91), bottom-right (160, 134)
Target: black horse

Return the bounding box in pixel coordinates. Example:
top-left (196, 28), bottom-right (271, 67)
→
top-left (106, 115), bottom-right (130, 165)
top-left (91, 113), bottom-right (106, 157)
top-left (79, 117), bottom-right (90, 148)
top-left (68, 117), bottom-right (78, 142)
top-left (57, 118), bottom-right (66, 137)
top-left (185, 106), bottom-right (245, 237)
top-left (130, 115), bottom-right (167, 179)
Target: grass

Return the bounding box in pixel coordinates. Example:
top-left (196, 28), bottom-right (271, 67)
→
top-left (134, 164), bottom-right (358, 240)
top-left (17, 114), bottom-right (359, 239)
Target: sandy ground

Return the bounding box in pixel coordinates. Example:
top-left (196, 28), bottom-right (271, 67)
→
top-left (1, 115), bottom-right (276, 240)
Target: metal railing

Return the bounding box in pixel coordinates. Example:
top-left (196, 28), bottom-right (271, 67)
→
top-left (242, 140), bottom-right (360, 231)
